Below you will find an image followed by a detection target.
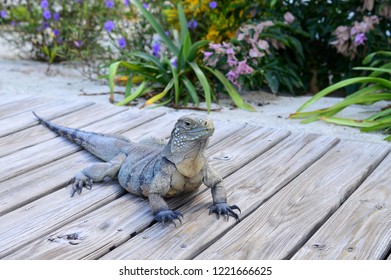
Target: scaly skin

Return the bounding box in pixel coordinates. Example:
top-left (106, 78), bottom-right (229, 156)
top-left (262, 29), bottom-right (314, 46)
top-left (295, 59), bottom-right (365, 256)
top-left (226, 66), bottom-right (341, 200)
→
top-left (34, 112), bottom-right (241, 225)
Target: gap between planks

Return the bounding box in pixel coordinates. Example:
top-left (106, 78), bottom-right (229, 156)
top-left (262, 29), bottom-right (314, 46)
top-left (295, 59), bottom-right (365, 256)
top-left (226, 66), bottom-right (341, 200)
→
top-left (195, 140), bottom-right (389, 260)
top-left (0, 111), bottom-right (243, 259)
top-left (100, 133), bottom-right (339, 260)
top-left (3, 122), bottom-right (288, 259)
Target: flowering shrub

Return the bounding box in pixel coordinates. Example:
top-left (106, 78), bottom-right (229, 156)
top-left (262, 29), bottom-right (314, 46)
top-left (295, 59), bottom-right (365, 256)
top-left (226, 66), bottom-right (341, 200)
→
top-left (277, 0), bottom-right (391, 93)
top-left (164, 0), bottom-right (257, 43)
top-left (203, 20), bottom-right (305, 94)
top-left (108, 0), bottom-right (254, 111)
top-left (0, 0), bottom-right (166, 75)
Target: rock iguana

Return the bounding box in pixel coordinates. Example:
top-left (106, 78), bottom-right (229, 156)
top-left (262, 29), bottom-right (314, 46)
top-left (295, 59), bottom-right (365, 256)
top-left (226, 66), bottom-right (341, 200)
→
top-left (33, 112), bottom-right (240, 225)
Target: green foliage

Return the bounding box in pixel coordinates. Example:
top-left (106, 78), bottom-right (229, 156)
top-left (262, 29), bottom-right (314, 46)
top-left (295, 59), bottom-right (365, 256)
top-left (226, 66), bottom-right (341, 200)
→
top-left (290, 51), bottom-right (391, 140)
top-left (108, 0), bottom-right (254, 112)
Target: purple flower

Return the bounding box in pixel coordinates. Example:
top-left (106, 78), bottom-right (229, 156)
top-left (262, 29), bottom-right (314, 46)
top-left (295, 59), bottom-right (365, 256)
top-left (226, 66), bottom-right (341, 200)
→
top-left (171, 57), bottom-right (177, 68)
top-left (188, 19), bottom-right (198, 29)
top-left (53, 12), bottom-right (60, 21)
top-left (118, 37), bottom-right (127, 49)
top-left (236, 60), bottom-right (254, 75)
top-left (53, 29), bottom-right (60, 37)
top-left (105, 0), bottom-right (115, 9)
top-left (152, 42), bottom-right (161, 57)
top-left (124, 0), bottom-right (130, 6)
top-left (104, 20), bottom-right (115, 32)
top-left (42, 21), bottom-right (49, 29)
top-left (40, 0), bottom-right (49, 9)
top-left (43, 9), bottom-right (51, 20)
top-left (209, 1), bottom-right (217, 9)
top-left (10, 21), bottom-right (16, 26)
top-left (1, 10), bottom-right (7, 18)
top-left (143, 3), bottom-right (149, 9)
top-left (202, 51), bottom-right (213, 58)
top-left (74, 40), bottom-right (82, 48)
top-left (226, 70), bottom-right (239, 87)
top-left (57, 37), bottom-right (63, 43)
top-left (354, 33), bottom-right (367, 46)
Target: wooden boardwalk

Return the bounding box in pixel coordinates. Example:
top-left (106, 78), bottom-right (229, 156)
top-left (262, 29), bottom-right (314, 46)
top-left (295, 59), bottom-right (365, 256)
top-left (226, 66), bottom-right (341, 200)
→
top-left (1, 95), bottom-right (391, 260)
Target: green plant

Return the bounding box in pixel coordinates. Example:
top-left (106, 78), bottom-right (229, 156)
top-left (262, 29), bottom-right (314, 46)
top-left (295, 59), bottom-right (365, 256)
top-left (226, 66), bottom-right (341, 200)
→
top-left (203, 20), bottom-right (305, 94)
top-left (107, 0), bottom-right (254, 112)
top-left (290, 51), bottom-right (391, 140)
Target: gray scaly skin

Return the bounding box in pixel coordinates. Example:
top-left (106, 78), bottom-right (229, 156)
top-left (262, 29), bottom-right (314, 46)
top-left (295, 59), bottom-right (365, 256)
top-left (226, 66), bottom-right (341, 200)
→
top-left (33, 112), bottom-right (241, 225)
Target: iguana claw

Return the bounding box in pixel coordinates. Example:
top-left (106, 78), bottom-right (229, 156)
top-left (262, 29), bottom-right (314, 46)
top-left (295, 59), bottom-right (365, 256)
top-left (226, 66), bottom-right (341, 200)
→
top-left (209, 203), bottom-right (241, 222)
top-left (69, 173), bottom-right (93, 197)
top-left (155, 210), bottom-right (183, 227)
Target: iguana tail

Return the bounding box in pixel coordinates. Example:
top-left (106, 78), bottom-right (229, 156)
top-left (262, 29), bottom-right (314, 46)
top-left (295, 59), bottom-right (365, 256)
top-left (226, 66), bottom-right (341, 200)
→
top-left (33, 112), bottom-right (132, 161)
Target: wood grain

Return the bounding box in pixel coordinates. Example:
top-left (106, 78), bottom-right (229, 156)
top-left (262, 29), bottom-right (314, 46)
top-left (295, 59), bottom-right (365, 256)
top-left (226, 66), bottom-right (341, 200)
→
top-left (0, 96), bottom-right (53, 119)
top-left (100, 133), bottom-right (338, 260)
top-left (0, 103), bottom-right (127, 157)
top-left (195, 140), bottom-right (389, 260)
top-left (0, 99), bottom-right (93, 137)
top-left (292, 153), bottom-right (391, 260)
top-left (5, 125), bottom-right (289, 259)
top-left (0, 110), bottom-right (163, 183)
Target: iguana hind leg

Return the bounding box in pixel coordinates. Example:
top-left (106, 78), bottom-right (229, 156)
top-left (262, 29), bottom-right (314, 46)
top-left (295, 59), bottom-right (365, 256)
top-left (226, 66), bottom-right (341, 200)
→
top-left (70, 153), bottom-right (127, 196)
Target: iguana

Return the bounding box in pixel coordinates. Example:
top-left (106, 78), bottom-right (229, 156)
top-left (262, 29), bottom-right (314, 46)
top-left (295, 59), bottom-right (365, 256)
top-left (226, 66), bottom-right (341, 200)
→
top-left (33, 112), bottom-right (240, 225)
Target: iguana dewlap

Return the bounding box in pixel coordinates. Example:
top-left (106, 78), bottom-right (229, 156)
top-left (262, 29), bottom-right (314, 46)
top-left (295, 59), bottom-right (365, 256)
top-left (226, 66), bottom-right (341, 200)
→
top-left (34, 112), bottom-right (240, 225)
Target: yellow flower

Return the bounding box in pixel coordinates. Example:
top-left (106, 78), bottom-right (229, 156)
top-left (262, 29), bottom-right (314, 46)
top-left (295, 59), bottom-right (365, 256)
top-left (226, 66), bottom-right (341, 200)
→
top-left (205, 26), bottom-right (221, 42)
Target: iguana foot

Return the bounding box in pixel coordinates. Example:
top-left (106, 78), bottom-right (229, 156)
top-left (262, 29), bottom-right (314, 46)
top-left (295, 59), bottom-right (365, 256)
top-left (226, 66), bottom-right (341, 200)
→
top-left (69, 172), bottom-right (93, 197)
top-left (154, 210), bottom-right (183, 227)
top-left (209, 203), bottom-right (241, 222)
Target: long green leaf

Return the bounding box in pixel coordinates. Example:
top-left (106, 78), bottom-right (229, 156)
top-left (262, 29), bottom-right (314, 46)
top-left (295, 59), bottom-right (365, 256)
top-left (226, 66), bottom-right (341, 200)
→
top-left (187, 40), bottom-right (209, 61)
top-left (296, 77), bottom-right (391, 112)
top-left (132, 0), bottom-right (179, 55)
top-left (181, 76), bottom-right (200, 105)
top-left (108, 61), bottom-right (121, 93)
top-left (129, 51), bottom-right (165, 71)
top-left (188, 62), bottom-right (212, 111)
top-left (116, 81), bottom-right (147, 106)
top-left (164, 58), bottom-right (180, 105)
top-left (144, 79), bottom-right (174, 106)
top-left (203, 66), bottom-right (256, 112)
top-left (363, 51), bottom-right (391, 65)
top-left (177, 3), bottom-right (191, 50)
top-left (367, 108), bottom-right (391, 121)
top-left (353, 67), bottom-right (391, 74)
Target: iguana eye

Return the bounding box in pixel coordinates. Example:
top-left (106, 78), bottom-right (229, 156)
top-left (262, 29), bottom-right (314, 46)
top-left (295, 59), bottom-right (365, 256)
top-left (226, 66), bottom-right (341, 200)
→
top-left (184, 121), bottom-right (191, 126)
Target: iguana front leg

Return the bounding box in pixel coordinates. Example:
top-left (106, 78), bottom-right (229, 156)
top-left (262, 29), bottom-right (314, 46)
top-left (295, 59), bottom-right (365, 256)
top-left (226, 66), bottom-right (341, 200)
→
top-left (203, 164), bottom-right (241, 221)
top-left (70, 153), bottom-right (127, 196)
top-left (147, 168), bottom-right (183, 226)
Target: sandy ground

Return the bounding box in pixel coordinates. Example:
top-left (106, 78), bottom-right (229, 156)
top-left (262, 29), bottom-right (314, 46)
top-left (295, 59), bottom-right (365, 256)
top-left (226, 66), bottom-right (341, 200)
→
top-left (0, 37), bottom-right (389, 144)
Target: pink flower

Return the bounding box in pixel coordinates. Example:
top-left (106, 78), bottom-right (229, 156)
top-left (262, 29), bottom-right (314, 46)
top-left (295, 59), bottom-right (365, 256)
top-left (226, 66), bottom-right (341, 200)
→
top-left (236, 60), bottom-right (254, 75)
top-left (354, 33), bottom-right (367, 46)
top-left (226, 70), bottom-right (239, 87)
top-left (284, 12), bottom-right (295, 24)
top-left (202, 51), bottom-right (213, 58)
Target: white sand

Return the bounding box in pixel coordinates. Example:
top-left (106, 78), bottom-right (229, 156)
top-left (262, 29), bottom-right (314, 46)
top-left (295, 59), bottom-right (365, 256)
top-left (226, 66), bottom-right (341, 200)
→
top-left (0, 37), bottom-right (388, 144)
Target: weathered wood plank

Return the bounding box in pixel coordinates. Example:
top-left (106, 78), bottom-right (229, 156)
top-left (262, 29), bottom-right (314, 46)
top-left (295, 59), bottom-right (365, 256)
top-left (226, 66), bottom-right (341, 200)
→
top-left (0, 110), bottom-right (164, 183)
top-left (195, 141), bottom-right (389, 260)
top-left (0, 96), bottom-right (54, 119)
top-left (0, 103), bottom-right (128, 157)
top-left (0, 112), bottom-right (174, 258)
top-left (100, 133), bottom-right (339, 260)
top-left (0, 110), bottom-right (165, 211)
top-left (0, 99), bottom-right (94, 137)
top-left (0, 94), bottom-right (34, 106)
top-left (292, 153), bottom-right (391, 260)
top-left (5, 125), bottom-right (290, 259)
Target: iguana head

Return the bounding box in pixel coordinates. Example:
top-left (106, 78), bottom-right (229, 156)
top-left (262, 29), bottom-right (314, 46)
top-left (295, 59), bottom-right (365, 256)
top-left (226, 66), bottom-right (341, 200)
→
top-left (162, 114), bottom-right (214, 177)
